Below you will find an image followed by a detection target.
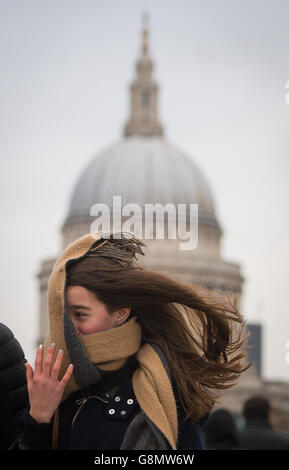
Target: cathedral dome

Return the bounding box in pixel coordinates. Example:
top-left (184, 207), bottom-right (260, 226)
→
top-left (64, 136), bottom-right (219, 227)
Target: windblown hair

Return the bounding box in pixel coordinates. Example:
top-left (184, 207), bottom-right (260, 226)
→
top-left (65, 233), bottom-right (251, 423)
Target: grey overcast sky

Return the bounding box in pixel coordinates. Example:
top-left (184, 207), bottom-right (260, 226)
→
top-left (0, 0), bottom-right (288, 382)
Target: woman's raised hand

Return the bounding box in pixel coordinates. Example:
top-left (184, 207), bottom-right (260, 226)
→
top-left (25, 343), bottom-right (74, 423)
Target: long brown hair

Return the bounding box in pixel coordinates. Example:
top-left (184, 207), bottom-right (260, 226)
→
top-left (65, 235), bottom-right (250, 422)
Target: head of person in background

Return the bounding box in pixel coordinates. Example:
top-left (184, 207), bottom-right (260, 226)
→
top-left (243, 395), bottom-right (271, 425)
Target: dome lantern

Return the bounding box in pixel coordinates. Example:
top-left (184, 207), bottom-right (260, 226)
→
top-left (124, 13), bottom-right (164, 138)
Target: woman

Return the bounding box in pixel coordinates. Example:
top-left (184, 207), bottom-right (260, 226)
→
top-left (19, 232), bottom-right (250, 450)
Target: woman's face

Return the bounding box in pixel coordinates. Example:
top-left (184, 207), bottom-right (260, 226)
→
top-left (65, 285), bottom-right (130, 336)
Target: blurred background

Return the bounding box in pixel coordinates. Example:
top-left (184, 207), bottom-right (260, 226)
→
top-left (0, 0), bottom-right (288, 431)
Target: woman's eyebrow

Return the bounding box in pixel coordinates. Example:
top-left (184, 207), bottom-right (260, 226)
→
top-left (69, 305), bottom-right (91, 310)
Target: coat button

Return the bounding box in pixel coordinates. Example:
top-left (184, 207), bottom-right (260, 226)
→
top-left (115, 396), bottom-right (121, 402)
top-left (127, 399), bottom-right (134, 405)
top-left (108, 409), bottom-right (115, 415)
top-left (121, 410), bottom-right (127, 416)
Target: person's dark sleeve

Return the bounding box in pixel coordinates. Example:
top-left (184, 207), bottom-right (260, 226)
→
top-left (177, 411), bottom-right (207, 450)
top-left (0, 323), bottom-right (29, 449)
top-left (172, 380), bottom-right (209, 450)
top-left (17, 415), bottom-right (52, 450)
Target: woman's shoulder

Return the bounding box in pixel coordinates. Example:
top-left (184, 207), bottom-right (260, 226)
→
top-left (176, 400), bottom-right (209, 449)
top-left (147, 342), bottom-right (208, 449)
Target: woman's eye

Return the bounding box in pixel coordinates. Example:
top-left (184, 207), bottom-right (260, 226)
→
top-left (76, 312), bottom-right (87, 320)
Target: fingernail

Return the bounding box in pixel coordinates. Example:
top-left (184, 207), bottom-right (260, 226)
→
top-left (58, 349), bottom-right (63, 355)
top-left (50, 343), bottom-right (55, 348)
top-left (39, 344), bottom-right (43, 350)
top-left (69, 364), bottom-right (73, 369)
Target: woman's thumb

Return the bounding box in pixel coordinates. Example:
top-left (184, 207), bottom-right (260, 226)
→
top-left (24, 362), bottom-right (33, 383)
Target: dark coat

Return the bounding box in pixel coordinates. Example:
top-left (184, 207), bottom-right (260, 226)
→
top-left (18, 355), bottom-right (208, 450)
top-left (238, 418), bottom-right (289, 450)
top-left (0, 323), bottom-right (28, 449)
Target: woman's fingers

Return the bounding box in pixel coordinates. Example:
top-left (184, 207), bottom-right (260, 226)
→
top-left (51, 349), bottom-right (64, 380)
top-left (31, 343), bottom-right (73, 388)
top-left (49, 349), bottom-right (74, 389)
top-left (61, 363), bottom-right (74, 388)
top-left (42, 343), bottom-right (56, 376)
top-left (34, 344), bottom-right (44, 376)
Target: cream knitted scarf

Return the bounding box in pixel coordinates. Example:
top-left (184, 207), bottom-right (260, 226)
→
top-left (43, 232), bottom-right (178, 450)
